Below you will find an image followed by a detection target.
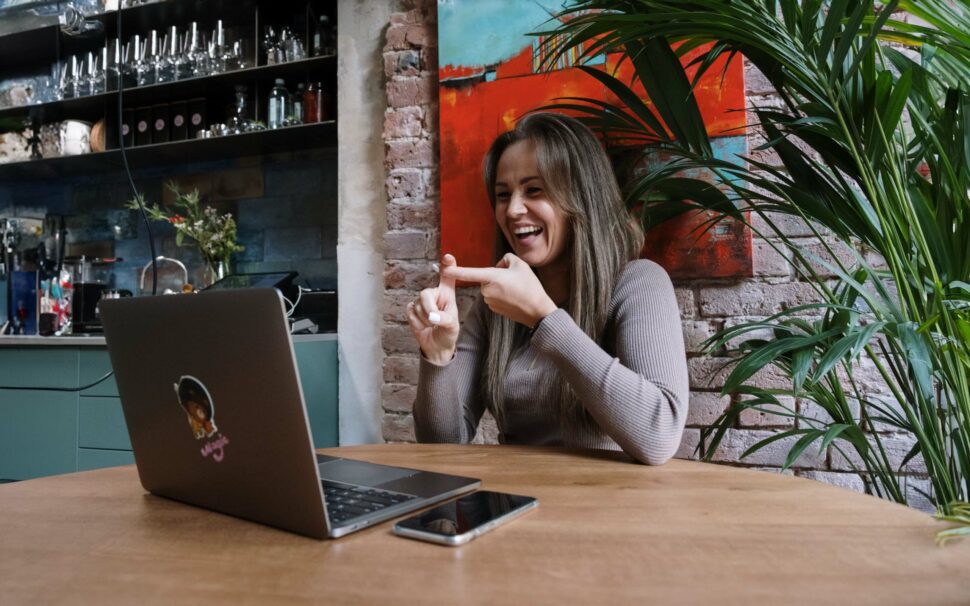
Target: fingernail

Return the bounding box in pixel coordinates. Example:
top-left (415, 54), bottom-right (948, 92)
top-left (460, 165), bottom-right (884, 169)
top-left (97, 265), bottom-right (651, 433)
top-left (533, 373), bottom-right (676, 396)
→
top-left (428, 312), bottom-right (441, 324)
top-left (432, 263), bottom-right (440, 273)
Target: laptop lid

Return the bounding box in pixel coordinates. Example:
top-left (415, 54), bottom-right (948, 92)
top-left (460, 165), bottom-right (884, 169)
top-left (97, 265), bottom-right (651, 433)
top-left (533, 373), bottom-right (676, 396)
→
top-left (100, 289), bottom-right (331, 539)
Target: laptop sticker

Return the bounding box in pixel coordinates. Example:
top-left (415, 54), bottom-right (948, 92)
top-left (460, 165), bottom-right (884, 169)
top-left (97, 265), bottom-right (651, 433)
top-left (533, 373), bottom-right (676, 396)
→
top-left (174, 375), bottom-right (230, 462)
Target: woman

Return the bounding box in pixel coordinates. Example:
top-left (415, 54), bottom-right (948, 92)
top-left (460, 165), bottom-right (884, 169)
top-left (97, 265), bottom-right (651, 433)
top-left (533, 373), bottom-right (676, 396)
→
top-left (407, 113), bottom-right (688, 465)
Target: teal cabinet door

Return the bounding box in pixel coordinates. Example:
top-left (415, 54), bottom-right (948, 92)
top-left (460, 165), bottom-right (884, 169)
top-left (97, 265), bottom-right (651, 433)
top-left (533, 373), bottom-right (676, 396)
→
top-left (0, 348), bottom-right (78, 388)
top-left (0, 348), bottom-right (79, 480)
top-left (79, 397), bottom-right (131, 450)
top-left (78, 349), bottom-right (120, 397)
top-left (294, 339), bottom-right (338, 448)
top-left (0, 390), bottom-right (77, 480)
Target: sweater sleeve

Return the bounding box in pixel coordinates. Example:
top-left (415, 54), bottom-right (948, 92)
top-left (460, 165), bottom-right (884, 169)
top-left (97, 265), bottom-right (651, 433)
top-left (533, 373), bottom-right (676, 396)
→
top-left (530, 261), bottom-right (689, 465)
top-left (412, 298), bottom-right (488, 444)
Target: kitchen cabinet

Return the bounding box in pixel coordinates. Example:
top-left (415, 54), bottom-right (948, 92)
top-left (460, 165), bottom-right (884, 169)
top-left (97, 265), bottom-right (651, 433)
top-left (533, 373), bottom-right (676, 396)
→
top-left (0, 347), bottom-right (79, 481)
top-left (0, 389), bottom-right (78, 481)
top-left (0, 336), bottom-right (338, 482)
top-left (0, 2), bottom-right (341, 481)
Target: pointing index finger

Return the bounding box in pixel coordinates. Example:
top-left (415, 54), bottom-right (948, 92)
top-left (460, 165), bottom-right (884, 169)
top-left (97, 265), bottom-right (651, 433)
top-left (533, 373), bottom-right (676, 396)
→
top-left (441, 264), bottom-right (501, 285)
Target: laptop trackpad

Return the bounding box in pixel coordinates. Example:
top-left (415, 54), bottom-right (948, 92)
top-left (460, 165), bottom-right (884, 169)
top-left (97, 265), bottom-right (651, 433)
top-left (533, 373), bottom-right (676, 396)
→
top-left (318, 459), bottom-right (418, 487)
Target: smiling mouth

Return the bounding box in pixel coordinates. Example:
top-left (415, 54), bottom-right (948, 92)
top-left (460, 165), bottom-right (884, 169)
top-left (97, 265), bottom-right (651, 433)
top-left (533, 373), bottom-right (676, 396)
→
top-left (513, 226), bottom-right (543, 241)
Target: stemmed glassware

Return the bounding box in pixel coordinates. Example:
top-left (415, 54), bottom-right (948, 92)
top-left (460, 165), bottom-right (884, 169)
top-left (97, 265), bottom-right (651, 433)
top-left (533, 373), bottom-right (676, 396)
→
top-left (30, 22), bottom-right (253, 109)
top-left (186, 22), bottom-right (210, 78)
top-left (263, 25), bottom-right (306, 65)
top-left (59, 55), bottom-right (78, 99)
top-left (156, 25), bottom-right (183, 83)
top-left (105, 39), bottom-right (122, 91)
top-left (130, 34), bottom-right (155, 87)
top-left (282, 27), bottom-right (306, 61)
top-left (230, 40), bottom-right (251, 70)
top-left (210, 20), bottom-right (228, 74)
top-left (144, 30), bottom-right (161, 85)
top-left (34, 61), bottom-right (63, 104)
top-left (84, 51), bottom-right (105, 96)
top-left (262, 26), bottom-right (284, 65)
top-left (228, 84), bottom-right (248, 134)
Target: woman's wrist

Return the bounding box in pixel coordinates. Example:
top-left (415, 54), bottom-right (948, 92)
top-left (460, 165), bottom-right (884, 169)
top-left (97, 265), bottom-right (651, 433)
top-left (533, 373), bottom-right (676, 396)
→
top-left (531, 300), bottom-right (559, 330)
top-left (423, 348), bottom-right (456, 367)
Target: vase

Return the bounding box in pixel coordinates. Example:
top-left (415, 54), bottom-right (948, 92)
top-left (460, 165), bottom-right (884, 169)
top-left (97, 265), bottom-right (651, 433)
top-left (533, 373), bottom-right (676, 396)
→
top-left (203, 259), bottom-right (228, 287)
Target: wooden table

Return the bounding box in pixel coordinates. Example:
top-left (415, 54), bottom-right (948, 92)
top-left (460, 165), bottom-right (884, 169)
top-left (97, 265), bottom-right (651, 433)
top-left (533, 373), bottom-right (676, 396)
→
top-left (1, 444), bottom-right (967, 604)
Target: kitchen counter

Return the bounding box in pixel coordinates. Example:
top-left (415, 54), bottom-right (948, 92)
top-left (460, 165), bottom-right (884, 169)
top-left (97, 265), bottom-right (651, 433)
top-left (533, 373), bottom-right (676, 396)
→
top-left (0, 332), bottom-right (338, 346)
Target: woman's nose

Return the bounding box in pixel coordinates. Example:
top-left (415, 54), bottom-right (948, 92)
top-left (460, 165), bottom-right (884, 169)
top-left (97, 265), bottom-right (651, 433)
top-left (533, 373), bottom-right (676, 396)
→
top-left (506, 192), bottom-right (527, 216)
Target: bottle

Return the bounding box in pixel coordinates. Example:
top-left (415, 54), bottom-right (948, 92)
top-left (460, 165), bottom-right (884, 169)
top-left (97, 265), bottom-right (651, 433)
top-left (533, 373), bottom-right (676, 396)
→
top-left (317, 82), bottom-right (332, 121)
top-left (290, 83), bottom-right (304, 126)
top-left (230, 85), bottom-right (248, 133)
top-left (313, 15), bottom-right (335, 56)
top-left (267, 78), bottom-right (289, 129)
top-left (303, 82), bottom-right (319, 124)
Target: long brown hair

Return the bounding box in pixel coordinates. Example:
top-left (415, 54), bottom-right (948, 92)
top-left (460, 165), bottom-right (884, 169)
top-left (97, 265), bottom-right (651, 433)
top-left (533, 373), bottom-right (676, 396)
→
top-left (480, 113), bottom-right (644, 431)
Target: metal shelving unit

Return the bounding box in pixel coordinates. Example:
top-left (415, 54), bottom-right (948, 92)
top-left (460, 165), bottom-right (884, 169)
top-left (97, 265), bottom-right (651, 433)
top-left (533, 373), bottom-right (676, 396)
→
top-left (0, 1), bottom-right (336, 176)
top-left (0, 120), bottom-right (335, 179)
top-left (0, 55), bottom-right (335, 123)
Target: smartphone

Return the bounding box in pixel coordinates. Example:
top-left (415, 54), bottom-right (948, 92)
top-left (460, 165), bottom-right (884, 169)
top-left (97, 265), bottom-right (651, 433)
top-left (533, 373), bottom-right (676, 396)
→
top-left (393, 490), bottom-right (538, 546)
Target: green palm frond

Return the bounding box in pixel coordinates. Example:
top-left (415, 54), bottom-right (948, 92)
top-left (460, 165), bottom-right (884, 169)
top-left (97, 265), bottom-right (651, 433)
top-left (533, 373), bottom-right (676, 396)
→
top-left (539, 0), bottom-right (970, 542)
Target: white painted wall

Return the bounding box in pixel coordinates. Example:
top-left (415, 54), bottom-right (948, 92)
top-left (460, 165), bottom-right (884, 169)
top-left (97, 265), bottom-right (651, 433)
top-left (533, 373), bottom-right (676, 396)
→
top-left (336, 0), bottom-right (399, 444)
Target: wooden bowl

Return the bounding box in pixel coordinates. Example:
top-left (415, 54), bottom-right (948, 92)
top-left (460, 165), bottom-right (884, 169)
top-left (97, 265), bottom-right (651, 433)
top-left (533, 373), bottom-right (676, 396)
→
top-left (90, 119), bottom-right (106, 153)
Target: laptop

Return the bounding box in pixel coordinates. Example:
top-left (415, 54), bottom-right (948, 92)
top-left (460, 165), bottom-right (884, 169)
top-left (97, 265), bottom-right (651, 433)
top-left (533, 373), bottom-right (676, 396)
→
top-left (100, 288), bottom-right (480, 539)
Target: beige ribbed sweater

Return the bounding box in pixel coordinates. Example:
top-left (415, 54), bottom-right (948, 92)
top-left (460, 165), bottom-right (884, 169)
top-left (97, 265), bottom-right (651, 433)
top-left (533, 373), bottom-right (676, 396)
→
top-left (413, 260), bottom-right (689, 465)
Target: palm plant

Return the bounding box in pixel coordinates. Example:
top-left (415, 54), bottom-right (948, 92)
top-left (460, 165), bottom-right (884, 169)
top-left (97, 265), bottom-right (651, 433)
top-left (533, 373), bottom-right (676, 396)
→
top-left (538, 0), bottom-right (970, 541)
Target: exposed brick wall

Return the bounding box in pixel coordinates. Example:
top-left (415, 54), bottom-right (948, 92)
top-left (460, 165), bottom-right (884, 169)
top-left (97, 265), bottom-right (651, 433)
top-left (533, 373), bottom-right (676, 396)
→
top-left (379, 1), bottom-right (927, 506)
top-left (381, 0), bottom-right (439, 443)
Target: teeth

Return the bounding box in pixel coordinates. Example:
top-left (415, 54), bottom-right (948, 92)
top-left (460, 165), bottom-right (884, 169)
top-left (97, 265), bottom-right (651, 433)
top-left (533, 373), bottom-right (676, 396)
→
top-left (513, 226), bottom-right (542, 236)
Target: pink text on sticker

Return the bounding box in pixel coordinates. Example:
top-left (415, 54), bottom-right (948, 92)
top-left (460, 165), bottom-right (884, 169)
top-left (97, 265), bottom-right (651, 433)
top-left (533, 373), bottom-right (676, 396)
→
top-left (201, 434), bottom-right (230, 462)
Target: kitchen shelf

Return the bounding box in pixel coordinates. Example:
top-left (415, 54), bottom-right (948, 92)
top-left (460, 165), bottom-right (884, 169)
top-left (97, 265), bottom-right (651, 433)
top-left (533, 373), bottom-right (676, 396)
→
top-left (0, 55), bottom-right (336, 124)
top-left (0, 1), bottom-right (254, 70)
top-left (0, 120), bottom-right (335, 180)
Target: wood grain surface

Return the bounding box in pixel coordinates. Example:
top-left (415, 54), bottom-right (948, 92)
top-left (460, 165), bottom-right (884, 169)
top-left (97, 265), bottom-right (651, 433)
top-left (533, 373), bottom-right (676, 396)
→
top-left (0, 444), bottom-right (967, 605)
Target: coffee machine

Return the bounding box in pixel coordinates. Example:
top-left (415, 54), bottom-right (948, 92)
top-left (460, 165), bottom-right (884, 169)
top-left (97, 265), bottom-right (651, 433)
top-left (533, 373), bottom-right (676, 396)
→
top-left (66, 255), bottom-right (120, 334)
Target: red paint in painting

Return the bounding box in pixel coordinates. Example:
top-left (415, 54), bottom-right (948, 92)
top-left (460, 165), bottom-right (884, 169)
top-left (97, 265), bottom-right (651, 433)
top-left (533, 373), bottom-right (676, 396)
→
top-left (439, 44), bottom-right (752, 278)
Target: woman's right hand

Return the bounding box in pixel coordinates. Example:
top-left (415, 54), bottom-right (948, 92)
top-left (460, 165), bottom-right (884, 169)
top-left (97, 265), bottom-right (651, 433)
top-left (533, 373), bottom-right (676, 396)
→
top-left (407, 254), bottom-right (461, 366)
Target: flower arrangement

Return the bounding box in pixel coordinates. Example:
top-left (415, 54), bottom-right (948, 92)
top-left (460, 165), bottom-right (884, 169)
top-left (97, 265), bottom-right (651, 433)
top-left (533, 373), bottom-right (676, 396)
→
top-left (128, 181), bottom-right (244, 275)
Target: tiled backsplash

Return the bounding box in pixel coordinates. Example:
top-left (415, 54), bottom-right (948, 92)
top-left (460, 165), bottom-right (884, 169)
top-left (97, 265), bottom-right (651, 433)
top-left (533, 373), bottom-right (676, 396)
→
top-left (0, 148), bottom-right (336, 295)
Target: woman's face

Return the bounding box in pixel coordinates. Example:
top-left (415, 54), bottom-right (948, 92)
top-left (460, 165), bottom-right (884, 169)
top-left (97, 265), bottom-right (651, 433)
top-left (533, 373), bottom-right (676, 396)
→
top-left (493, 140), bottom-right (571, 269)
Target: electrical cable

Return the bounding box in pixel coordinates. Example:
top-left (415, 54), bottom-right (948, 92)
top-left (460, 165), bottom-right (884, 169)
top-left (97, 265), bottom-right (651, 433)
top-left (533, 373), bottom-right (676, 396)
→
top-left (282, 286), bottom-right (310, 318)
top-left (117, 5), bottom-right (159, 296)
top-left (0, 371), bottom-right (114, 392)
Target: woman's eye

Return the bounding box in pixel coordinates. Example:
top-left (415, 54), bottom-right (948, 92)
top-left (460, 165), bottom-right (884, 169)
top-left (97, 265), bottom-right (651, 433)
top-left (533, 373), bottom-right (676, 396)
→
top-left (496, 192), bottom-right (511, 201)
top-left (527, 188), bottom-right (542, 196)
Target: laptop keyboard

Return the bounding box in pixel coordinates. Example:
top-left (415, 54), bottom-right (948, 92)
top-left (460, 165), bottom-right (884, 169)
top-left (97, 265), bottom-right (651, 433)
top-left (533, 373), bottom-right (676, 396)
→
top-left (322, 481), bottom-right (418, 525)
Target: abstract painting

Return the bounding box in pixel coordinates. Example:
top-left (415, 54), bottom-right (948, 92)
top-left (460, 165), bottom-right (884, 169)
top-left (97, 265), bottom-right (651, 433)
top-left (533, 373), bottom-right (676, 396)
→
top-left (437, 0), bottom-right (753, 279)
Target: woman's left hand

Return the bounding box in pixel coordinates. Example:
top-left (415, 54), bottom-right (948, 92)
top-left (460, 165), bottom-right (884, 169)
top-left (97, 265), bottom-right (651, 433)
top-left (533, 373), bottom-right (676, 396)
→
top-left (440, 253), bottom-right (558, 328)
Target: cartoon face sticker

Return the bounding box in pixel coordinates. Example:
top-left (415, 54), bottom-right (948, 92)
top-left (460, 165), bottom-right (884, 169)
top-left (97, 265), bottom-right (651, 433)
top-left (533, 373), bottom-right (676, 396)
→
top-left (174, 376), bottom-right (218, 439)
